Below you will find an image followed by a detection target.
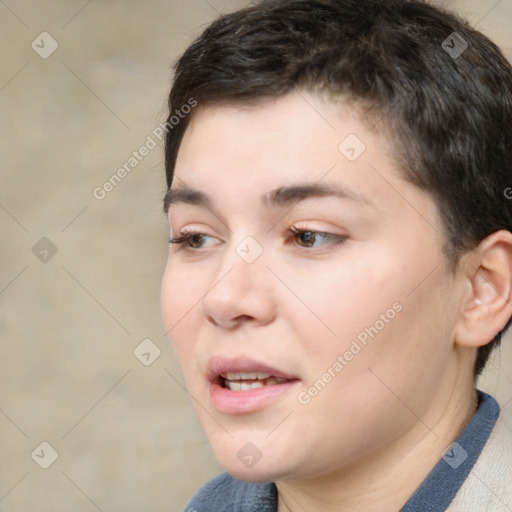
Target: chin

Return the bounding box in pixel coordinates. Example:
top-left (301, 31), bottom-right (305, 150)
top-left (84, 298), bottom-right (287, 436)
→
top-left (226, 467), bottom-right (276, 483)
top-left (211, 441), bottom-right (303, 484)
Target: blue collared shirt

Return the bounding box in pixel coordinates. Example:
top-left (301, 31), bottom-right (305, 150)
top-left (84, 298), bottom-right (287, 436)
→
top-left (185, 391), bottom-right (499, 512)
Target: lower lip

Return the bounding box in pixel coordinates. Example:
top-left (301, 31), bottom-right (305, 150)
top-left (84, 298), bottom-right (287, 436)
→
top-left (209, 380), bottom-right (300, 414)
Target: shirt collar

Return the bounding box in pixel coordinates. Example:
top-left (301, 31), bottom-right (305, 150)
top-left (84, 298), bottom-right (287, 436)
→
top-left (400, 390), bottom-right (499, 511)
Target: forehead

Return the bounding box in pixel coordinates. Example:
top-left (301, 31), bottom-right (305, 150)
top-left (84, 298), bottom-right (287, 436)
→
top-left (177, 94), bottom-right (378, 179)
top-left (170, 92), bottom-right (435, 223)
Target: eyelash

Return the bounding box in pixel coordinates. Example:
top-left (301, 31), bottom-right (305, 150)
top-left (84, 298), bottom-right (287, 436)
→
top-left (169, 226), bottom-right (348, 250)
top-left (168, 230), bottom-right (209, 248)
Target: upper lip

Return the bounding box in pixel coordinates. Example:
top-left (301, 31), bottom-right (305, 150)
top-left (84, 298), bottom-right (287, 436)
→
top-left (206, 356), bottom-right (299, 383)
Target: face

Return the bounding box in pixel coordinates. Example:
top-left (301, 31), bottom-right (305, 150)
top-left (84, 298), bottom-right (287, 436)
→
top-left (161, 92), bottom-right (465, 483)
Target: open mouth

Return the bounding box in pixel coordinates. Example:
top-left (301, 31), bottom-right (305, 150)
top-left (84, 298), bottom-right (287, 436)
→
top-left (220, 372), bottom-right (289, 391)
top-left (207, 356), bottom-right (300, 413)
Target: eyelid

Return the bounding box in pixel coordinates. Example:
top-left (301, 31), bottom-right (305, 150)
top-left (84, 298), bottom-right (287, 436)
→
top-left (169, 224), bottom-right (214, 239)
top-left (288, 221), bottom-right (347, 236)
top-left (168, 222), bottom-right (348, 252)
top-left (168, 227), bottom-right (223, 250)
top-left (288, 224), bottom-right (348, 249)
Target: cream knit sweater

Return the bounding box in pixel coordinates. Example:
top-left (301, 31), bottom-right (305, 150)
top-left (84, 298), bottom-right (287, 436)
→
top-left (447, 412), bottom-right (512, 511)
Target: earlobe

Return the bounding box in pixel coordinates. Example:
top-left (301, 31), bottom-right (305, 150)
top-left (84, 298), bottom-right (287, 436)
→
top-left (455, 230), bottom-right (512, 348)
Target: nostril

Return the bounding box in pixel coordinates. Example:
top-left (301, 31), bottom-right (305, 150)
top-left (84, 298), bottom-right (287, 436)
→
top-left (204, 311), bottom-right (254, 328)
top-left (204, 313), bottom-right (219, 326)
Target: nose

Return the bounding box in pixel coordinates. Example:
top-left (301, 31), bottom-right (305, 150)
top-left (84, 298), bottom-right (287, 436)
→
top-left (201, 240), bottom-right (277, 329)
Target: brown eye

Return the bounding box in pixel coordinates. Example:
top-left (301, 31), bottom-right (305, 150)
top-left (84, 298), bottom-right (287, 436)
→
top-left (188, 234), bottom-right (207, 248)
top-left (290, 228), bottom-right (348, 249)
top-left (294, 231), bottom-right (317, 247)
top-left (169, 231), bottom-right (219, 249)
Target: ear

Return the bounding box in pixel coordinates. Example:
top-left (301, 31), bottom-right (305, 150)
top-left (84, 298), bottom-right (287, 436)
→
top-left (455, 230), bottom-right (512, 348)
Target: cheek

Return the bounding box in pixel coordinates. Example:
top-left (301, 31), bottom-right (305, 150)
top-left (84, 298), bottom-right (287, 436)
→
top-left (285, 238), bottom-right (451, 383)
top-left (277, 250), bottom-right (400, 354)
top-left (271, 262), bottom-right (454, 473)
top-left (161, 261), bottom-right (205, 360)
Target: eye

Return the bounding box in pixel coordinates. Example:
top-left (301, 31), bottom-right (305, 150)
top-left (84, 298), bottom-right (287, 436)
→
top-left (290, 227), bottom-right (347, 248)
top-left (169, 231), bottom-right (219, 249)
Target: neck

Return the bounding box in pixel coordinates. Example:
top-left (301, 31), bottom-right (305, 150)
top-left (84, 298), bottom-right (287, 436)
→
top-left (276, 370), bottom-right (477, 512)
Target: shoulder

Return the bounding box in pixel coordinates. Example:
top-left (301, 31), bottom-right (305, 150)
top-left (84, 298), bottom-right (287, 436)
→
top-left (448, 406), bottom-right (512, 511)
top-left (184, 473), bottom-right (277, 512)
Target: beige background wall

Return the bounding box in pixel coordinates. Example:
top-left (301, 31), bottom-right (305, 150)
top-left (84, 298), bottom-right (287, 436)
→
top-left (1, 1), bottom-right (511, 510)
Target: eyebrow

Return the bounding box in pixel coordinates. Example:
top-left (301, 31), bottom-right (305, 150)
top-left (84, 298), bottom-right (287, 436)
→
top-left (263, 183), bottom-right (373, 208)
top-left (164, 186), bottom-right (212, 212)
top-left (164, 182), bottom-right (373, 213)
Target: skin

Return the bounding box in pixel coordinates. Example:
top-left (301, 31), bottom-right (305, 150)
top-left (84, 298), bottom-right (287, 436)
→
top-left (161, 92), bottom-right (512, 511)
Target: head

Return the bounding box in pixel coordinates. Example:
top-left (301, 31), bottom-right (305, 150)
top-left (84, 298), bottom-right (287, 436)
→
top-left (161, 0), bottom-right (512, 483)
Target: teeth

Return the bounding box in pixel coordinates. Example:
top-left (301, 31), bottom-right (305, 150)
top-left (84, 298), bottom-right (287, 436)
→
top-left (224, 371), bottom-right (272, 380)
top-left (266, 377), bottom-right (287, 385)
top-left (226, 380), bottom-right (265, 391)
top-left (224, 376), bottom-right (288, 391)
top-left (226, 381), bottom-right (240, 391)
top-left (241, 381), bottom-right (264, 391)
top-left (226, 371), bottom-right (258, 380)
